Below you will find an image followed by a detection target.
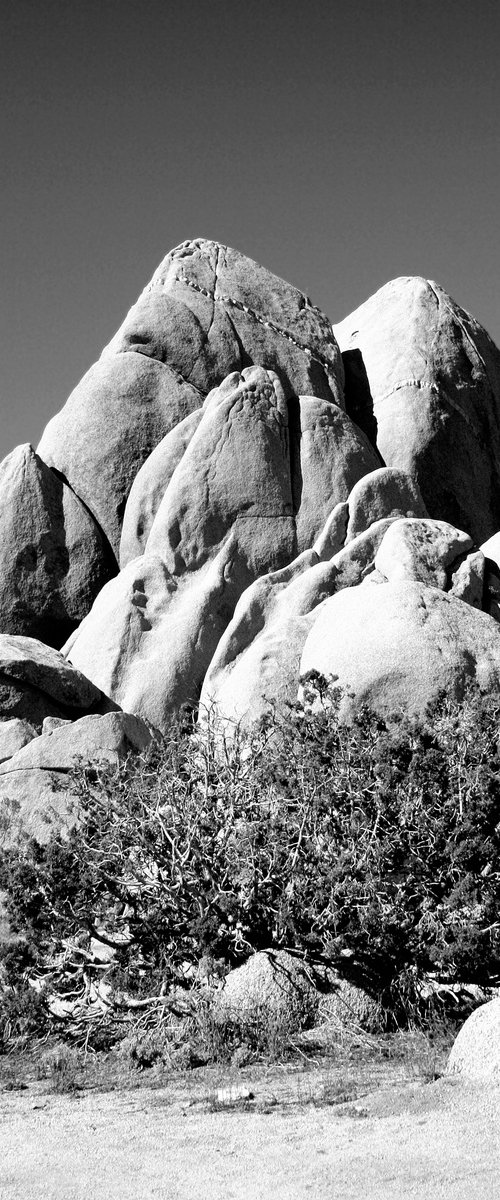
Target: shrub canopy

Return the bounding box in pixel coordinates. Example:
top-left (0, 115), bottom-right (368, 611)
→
top-left (1, 677), bottom-right (500, 1033)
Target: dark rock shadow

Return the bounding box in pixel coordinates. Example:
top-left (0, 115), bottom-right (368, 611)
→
top-left (342, 348), bottom-right (382, 460)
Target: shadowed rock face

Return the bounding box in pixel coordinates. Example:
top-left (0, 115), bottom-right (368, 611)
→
top-left (0, 633), bottom-right (110, 735)
top-left (0, 444), bottom-right (116, 648)
top-left (2, 241), bottom-right (500, 806)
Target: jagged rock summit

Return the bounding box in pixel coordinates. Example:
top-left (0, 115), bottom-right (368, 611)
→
top-left (3, 237), bottom-right (500, 828)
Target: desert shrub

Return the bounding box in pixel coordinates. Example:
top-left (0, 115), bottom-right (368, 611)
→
top-left (1, 679), bottom-right (500, 1039)
top-left (0, 938), bottom-right (49, 1048)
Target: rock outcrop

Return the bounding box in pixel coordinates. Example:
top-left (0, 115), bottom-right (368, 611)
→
top-left (0, 712), bottom-right (156, 845)
top-left (300, 579), bottom-right (500, 720)
top-left (1, 240), bottom-right (500, 827)
top-left (333, 276), bottom-right (500, 544)
top-left (0, 444), bottom-right (115, 647)
top-left (38, 239), bottom-right (344, 557)
top-left (0, 719), bottom-right (37, 765)
top-left (199, 470), bottom-right (429, 734)
top-left (65, 367), bottom-right (380, 728)
top-left (214, 950), bottom-right (318, 1031)
top-left (0, 634), bottom-right (106, 731)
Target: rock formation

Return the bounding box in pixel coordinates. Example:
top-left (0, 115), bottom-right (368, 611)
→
top-left (446, 999), bottom-right (500, 1078)
top-left (0, 444), bottom-right (115, 646)
top-left (2, 239), bottom-right (500, 829)
top-left (333, 276), bottom-right (500, 544)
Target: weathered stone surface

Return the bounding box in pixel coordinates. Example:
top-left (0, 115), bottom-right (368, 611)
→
top-left (65, 367), bottom-right (305, 726)
top-left (0, 719), bottom-right (36, 765)
top-left (374, 519), bottom-right (473, 589)
top-left (0, 635), bottom-right (102, 710)
top-left (319, 981), bottom-right (386, 1033)
top-left (0, 711), bottom-right (154, 775)
top-left (69, 365), bottom-right (403, 735)
top-left (313, 501), bottom-right (349, 559)
top-left (293, 397), bottom-right (379, 552)
top-left (0, 679), bottom-right (73, 731)
top-left (122, 379), bottom-right (379, 573)
top-left (66, 544), bottom-right (251, 729)
top-left (146, 368), bottom-right (296, 576)
top-left (450, 550), bottom-right (485, 609)
top-left (104, 238), bottom-right (344, 406)
top-left (38, 240), bottom-right (345, 558)
top-left (42, 716), bottom-right (71, 735)
top-left (0, 634), bottom-right (106, 732)
top-left (300, 581), bottom-right (500, 719)
top-left (200, 550), bottom-right (339, 731)
top-left (215, 950), bottom-right (318, 1030)
top-left (199, 498), bottom-right (427, 735)
top-left (446, 1000), bottom-right (500, 1078)
top-left (334, 277), bottom-right (500, 543)
top-left (0, 445), bottom-right (116, 647)
top-left (0, 712), bottom-right (156, 846)
top-left (38, 354), bottom-right (204, 556)
top-left (0, 769), bottom-right (74, 847)
top-left (119, 409), bottom-right (203, 567)
top-left (345, 467), bottom-right (428, 543)
top-left (327, 517), bottom-right (400, 591)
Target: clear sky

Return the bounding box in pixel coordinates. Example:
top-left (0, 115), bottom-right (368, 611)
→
top-left (2, 0), bottom-right (500, 462)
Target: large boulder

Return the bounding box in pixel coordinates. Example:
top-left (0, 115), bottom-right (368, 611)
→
top-left (121, 381), bottom-right (379, 573)
top-left (318, 981), bottom-right (386, 1034)
top-left (65, 367), bottom-right (387, 729)
top-left (446, 1000), bottom-right (500, 1078)
top-left (374, 518), bottom-right (473, 589)
top-left (65, 368), bottom-right (300, 726)
top-left (38, 239), bottom-right (345, 556)
top-left (0, 712), bottom-right (155, 845)
top-left (119, 409), bottom-right (204, 567)
top-left (300, 580), bottom-right (500, 719)
top-left (0, 711), bottom-right (154, 776)
top-left (0, 719), bottom-right (37, 765)
top-left (0, 634), bottom-right (105, 731)
top-left (64, 545), bottom-right (250, 728)
top-left (199, 550), bottom-right (339, 732)
top-left (104, 238), bottom-right (344, 406)
top-left (333, 277), bottom-right (500, 543)
top-left (145, 368), bottom-right (297, 575)
top-left (200, 475), bottom-right (431, 734)
top-left (344, 467), bottom-right (428, 542)
top-left (214, 950), bottom-right (318, 1032)
top-left (38, 354), bottom-right (203, 557)
top-left (0, 445), bottom-right (116, 647)
top-left (291, 396), bottom-right (380, 552)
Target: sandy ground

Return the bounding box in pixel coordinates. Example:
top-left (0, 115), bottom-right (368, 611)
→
top-left (1, 1072), bottom-right (500, 1199)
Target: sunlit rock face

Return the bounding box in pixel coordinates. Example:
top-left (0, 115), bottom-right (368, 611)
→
top-left (333, 276), bottom-right (500, 546)
top-left (1, 240), bottom-right (500, 795)
top-left (37, 239), bottom-right (345, 558)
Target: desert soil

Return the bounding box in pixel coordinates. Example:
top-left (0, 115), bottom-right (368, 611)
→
top-left (1, 1063), bottom-right (500, 1199)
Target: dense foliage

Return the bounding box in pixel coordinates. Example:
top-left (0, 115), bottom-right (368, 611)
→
top-left (1, 677), bottom-right (500, 1042)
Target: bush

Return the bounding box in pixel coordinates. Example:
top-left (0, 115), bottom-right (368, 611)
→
top-left (0, 938), bottom-right (49, 1048)
top-left (1, 680), bottom-right (500, 1041)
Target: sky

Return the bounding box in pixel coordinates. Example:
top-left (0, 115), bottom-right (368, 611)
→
top-left (1, 0), bottom-right (500, 461)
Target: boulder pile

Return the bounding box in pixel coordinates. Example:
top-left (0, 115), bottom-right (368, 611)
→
top-left (2, 237), bottom-right (500, 833)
